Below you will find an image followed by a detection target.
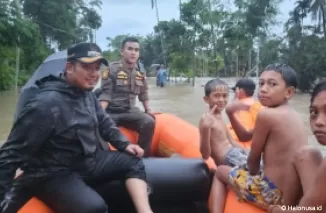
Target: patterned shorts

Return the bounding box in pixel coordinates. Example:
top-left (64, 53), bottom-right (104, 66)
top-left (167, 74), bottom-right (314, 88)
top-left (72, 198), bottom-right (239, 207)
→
top-left (224, 147), bottom-right (249, 167)
top-left (229, 167), bottom-right (284, 210)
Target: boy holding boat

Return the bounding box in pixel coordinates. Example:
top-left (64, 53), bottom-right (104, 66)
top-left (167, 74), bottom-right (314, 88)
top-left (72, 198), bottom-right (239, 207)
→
top-left (210, 64), bottom-right (308, 213)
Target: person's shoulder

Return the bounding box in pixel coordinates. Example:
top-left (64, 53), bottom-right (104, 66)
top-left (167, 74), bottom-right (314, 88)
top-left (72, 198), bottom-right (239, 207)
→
top-left (35, 89), bottom-right (60, 105)
top-left (108, 61), bottom-right (121, 73)
top-left (19, 91), bottom-right (58, 118)
top-left (198, 113), bottom-right (208, 127)
top-left (294, 145), bottom-right (322, 163)
top-left (272, 105), bottom-right (299, 120)
top-left (253, 99), bottom-right (263, 110)
top-left (101, 61), bottom-right (121, 80)
top-left (255, 107), bottom-right (276, 125)
top-left (247, 98), bottom-right (261, 112)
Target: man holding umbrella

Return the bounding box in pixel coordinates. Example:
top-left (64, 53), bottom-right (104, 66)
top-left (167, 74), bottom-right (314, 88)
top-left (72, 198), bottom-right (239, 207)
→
top-left (0, 42), bottom-right (153, 213)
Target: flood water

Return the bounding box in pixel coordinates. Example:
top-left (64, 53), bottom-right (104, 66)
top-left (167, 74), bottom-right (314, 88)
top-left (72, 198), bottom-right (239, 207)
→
top-left (1, 77), bottom-right (325, 154)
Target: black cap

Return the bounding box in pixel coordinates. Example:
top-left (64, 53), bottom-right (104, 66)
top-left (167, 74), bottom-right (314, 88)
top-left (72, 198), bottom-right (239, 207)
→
top-left (67, 42), bottom-right (108, 66)
top-left (231, 78), bottom-right (256, 92)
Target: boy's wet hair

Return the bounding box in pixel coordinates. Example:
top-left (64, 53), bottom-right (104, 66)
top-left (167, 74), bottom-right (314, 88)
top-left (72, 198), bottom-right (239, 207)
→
top-left (310, 80), bottom-right (326, 104)
top-left (204, 78), bottom-right (228, 96)
top-left (264, 63), bottom-right (298, 88)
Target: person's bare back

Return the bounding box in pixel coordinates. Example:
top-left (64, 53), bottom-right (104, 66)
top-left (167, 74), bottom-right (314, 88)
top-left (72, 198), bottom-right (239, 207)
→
top-left (258, 105), bottom-right (308, 205)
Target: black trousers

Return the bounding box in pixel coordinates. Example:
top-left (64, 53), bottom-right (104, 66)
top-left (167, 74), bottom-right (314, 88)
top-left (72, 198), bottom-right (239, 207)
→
top-left (3, 151), bottom-right (146, 213)
top-left (109, 107), bottom-right (155, 157)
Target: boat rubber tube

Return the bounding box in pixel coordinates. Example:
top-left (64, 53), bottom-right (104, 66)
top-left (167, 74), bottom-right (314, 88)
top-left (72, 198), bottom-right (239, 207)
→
top-left (151, 113), bottom-right (217, 170)
top-left (145, 158), bottom-right (212, 202)
top-left (114, 113), bottom-right (216, 171)
top-left (18, 158), bottom-right (213, 213)
top-left (97, 158), bottom-right (213, 203)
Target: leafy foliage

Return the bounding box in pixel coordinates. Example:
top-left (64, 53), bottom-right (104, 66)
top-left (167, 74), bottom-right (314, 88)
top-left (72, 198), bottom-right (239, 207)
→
top-left (2, 0), bottom-right (326, 92)
top-left (0, 0), bottom-right (103, 90)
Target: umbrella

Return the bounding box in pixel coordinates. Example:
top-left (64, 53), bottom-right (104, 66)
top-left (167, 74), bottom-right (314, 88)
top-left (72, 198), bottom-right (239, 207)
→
top-left (22, 50), bottom-right (67, 89)
top-left (14, 50), bottom-right (68, 120)
top-left (150, 64), bottom-right (161, 68)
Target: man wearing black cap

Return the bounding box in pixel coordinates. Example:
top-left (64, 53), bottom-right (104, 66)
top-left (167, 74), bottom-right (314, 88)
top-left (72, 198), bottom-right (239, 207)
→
top-left (231, 78), bottom-right (256, 97)
top-left (226, 78), bottom-right (262, 145)
top-left (0, 43), bottom-right (153, 213)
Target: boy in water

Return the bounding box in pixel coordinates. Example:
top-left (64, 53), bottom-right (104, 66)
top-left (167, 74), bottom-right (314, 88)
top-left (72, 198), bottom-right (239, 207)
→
top-left (269, 80), bottom-right (326, 213)
top-left (199, 78), bottom-right (249, 167)
top-left (210, 64), bottom-right (309, 213)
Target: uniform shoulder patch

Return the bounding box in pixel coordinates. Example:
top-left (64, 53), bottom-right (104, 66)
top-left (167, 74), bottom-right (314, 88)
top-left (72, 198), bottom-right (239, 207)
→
top-left (117, 70), bottom-right (128, 79)
top-left (136, 71), bottom-right (143, 76)
top-left (136, 71), bottom-right (145, 80)
top-left (102, 68), bottom-right (110, 80)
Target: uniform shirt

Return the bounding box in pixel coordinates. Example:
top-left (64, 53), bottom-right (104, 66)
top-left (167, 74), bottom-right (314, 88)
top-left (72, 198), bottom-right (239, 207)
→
top-left (99, 61), bottom-right (149, 111)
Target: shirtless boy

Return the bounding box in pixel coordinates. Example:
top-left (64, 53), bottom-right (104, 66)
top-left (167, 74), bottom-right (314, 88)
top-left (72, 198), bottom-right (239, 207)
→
top-left (210, 64), bottom-right (309, 213)
top-left (199, 78), bottom-right (249, 167)
top-left (269, 80), bottom-right (326, 213)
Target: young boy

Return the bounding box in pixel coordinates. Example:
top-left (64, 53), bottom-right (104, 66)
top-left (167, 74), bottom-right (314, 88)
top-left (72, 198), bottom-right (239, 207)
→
top-left (210, 64), bottom-right (309, 213)
top-left (269, 80), bottom-right (326, 213)
top-left (199, 78), bottom-right (250, 167)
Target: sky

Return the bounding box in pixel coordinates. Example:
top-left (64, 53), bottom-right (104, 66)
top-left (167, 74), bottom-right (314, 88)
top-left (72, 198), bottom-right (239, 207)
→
top-left (95, 0), bottom-right (297, 51)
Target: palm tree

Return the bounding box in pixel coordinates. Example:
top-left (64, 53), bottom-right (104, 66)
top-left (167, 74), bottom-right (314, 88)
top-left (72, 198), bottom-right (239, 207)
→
top-left (286, 0), bottom-right (309, 37)
top-left (150, 0), bottom-right (167, 66)
top-left (309, 0), bottom-right (326, 39)
top-left (292, 0), bottom-right (326, 39)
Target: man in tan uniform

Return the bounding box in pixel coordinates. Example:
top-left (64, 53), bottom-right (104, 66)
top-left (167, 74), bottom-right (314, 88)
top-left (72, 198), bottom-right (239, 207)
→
top-left (98, 37), bottom-right (155, 157)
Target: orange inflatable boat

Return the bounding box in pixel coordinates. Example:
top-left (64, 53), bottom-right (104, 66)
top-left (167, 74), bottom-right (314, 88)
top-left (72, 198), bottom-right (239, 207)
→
top-left (18, 113), bottom-right (266, 213)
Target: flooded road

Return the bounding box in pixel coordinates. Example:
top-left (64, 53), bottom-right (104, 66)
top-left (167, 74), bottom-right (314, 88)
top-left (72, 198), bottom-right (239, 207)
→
top-left (0, 77), bottom-right (324, 154)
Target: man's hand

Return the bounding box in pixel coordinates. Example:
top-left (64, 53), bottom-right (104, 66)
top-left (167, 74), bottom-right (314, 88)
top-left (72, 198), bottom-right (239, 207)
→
top-left (201, 105), bottom-right (218, 129)
top-left (125, 144), bottom-right (144, 157)
top-left (100, 101), bottom-right (109, 110)
top-left (145, 108), bottom-right (152, 114)
top-left (145, 108), bottom-right (155, 119)
top-left (226, 100), bottom-right (250, 114)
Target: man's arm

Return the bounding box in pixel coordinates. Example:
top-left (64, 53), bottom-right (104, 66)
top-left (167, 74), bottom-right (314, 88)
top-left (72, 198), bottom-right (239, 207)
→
top-left (0, 102), bottom-right (54, 203)
top-left (226, 101), bottom-right (253, 142)
top-left (226, 111), bottom-right (253, 142)
top-left (247, 108), bottom-right (270, 175)
top-left (98, 68), bottom-right (113, 110)
top-left (269, 159), bottom-right (326, 213)
top-left (139, 77), bottom-right (150, 112)
top-left (199, 119), bottom-right (211, 159)
top-left (94, 96), bottom-right (130, 151)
